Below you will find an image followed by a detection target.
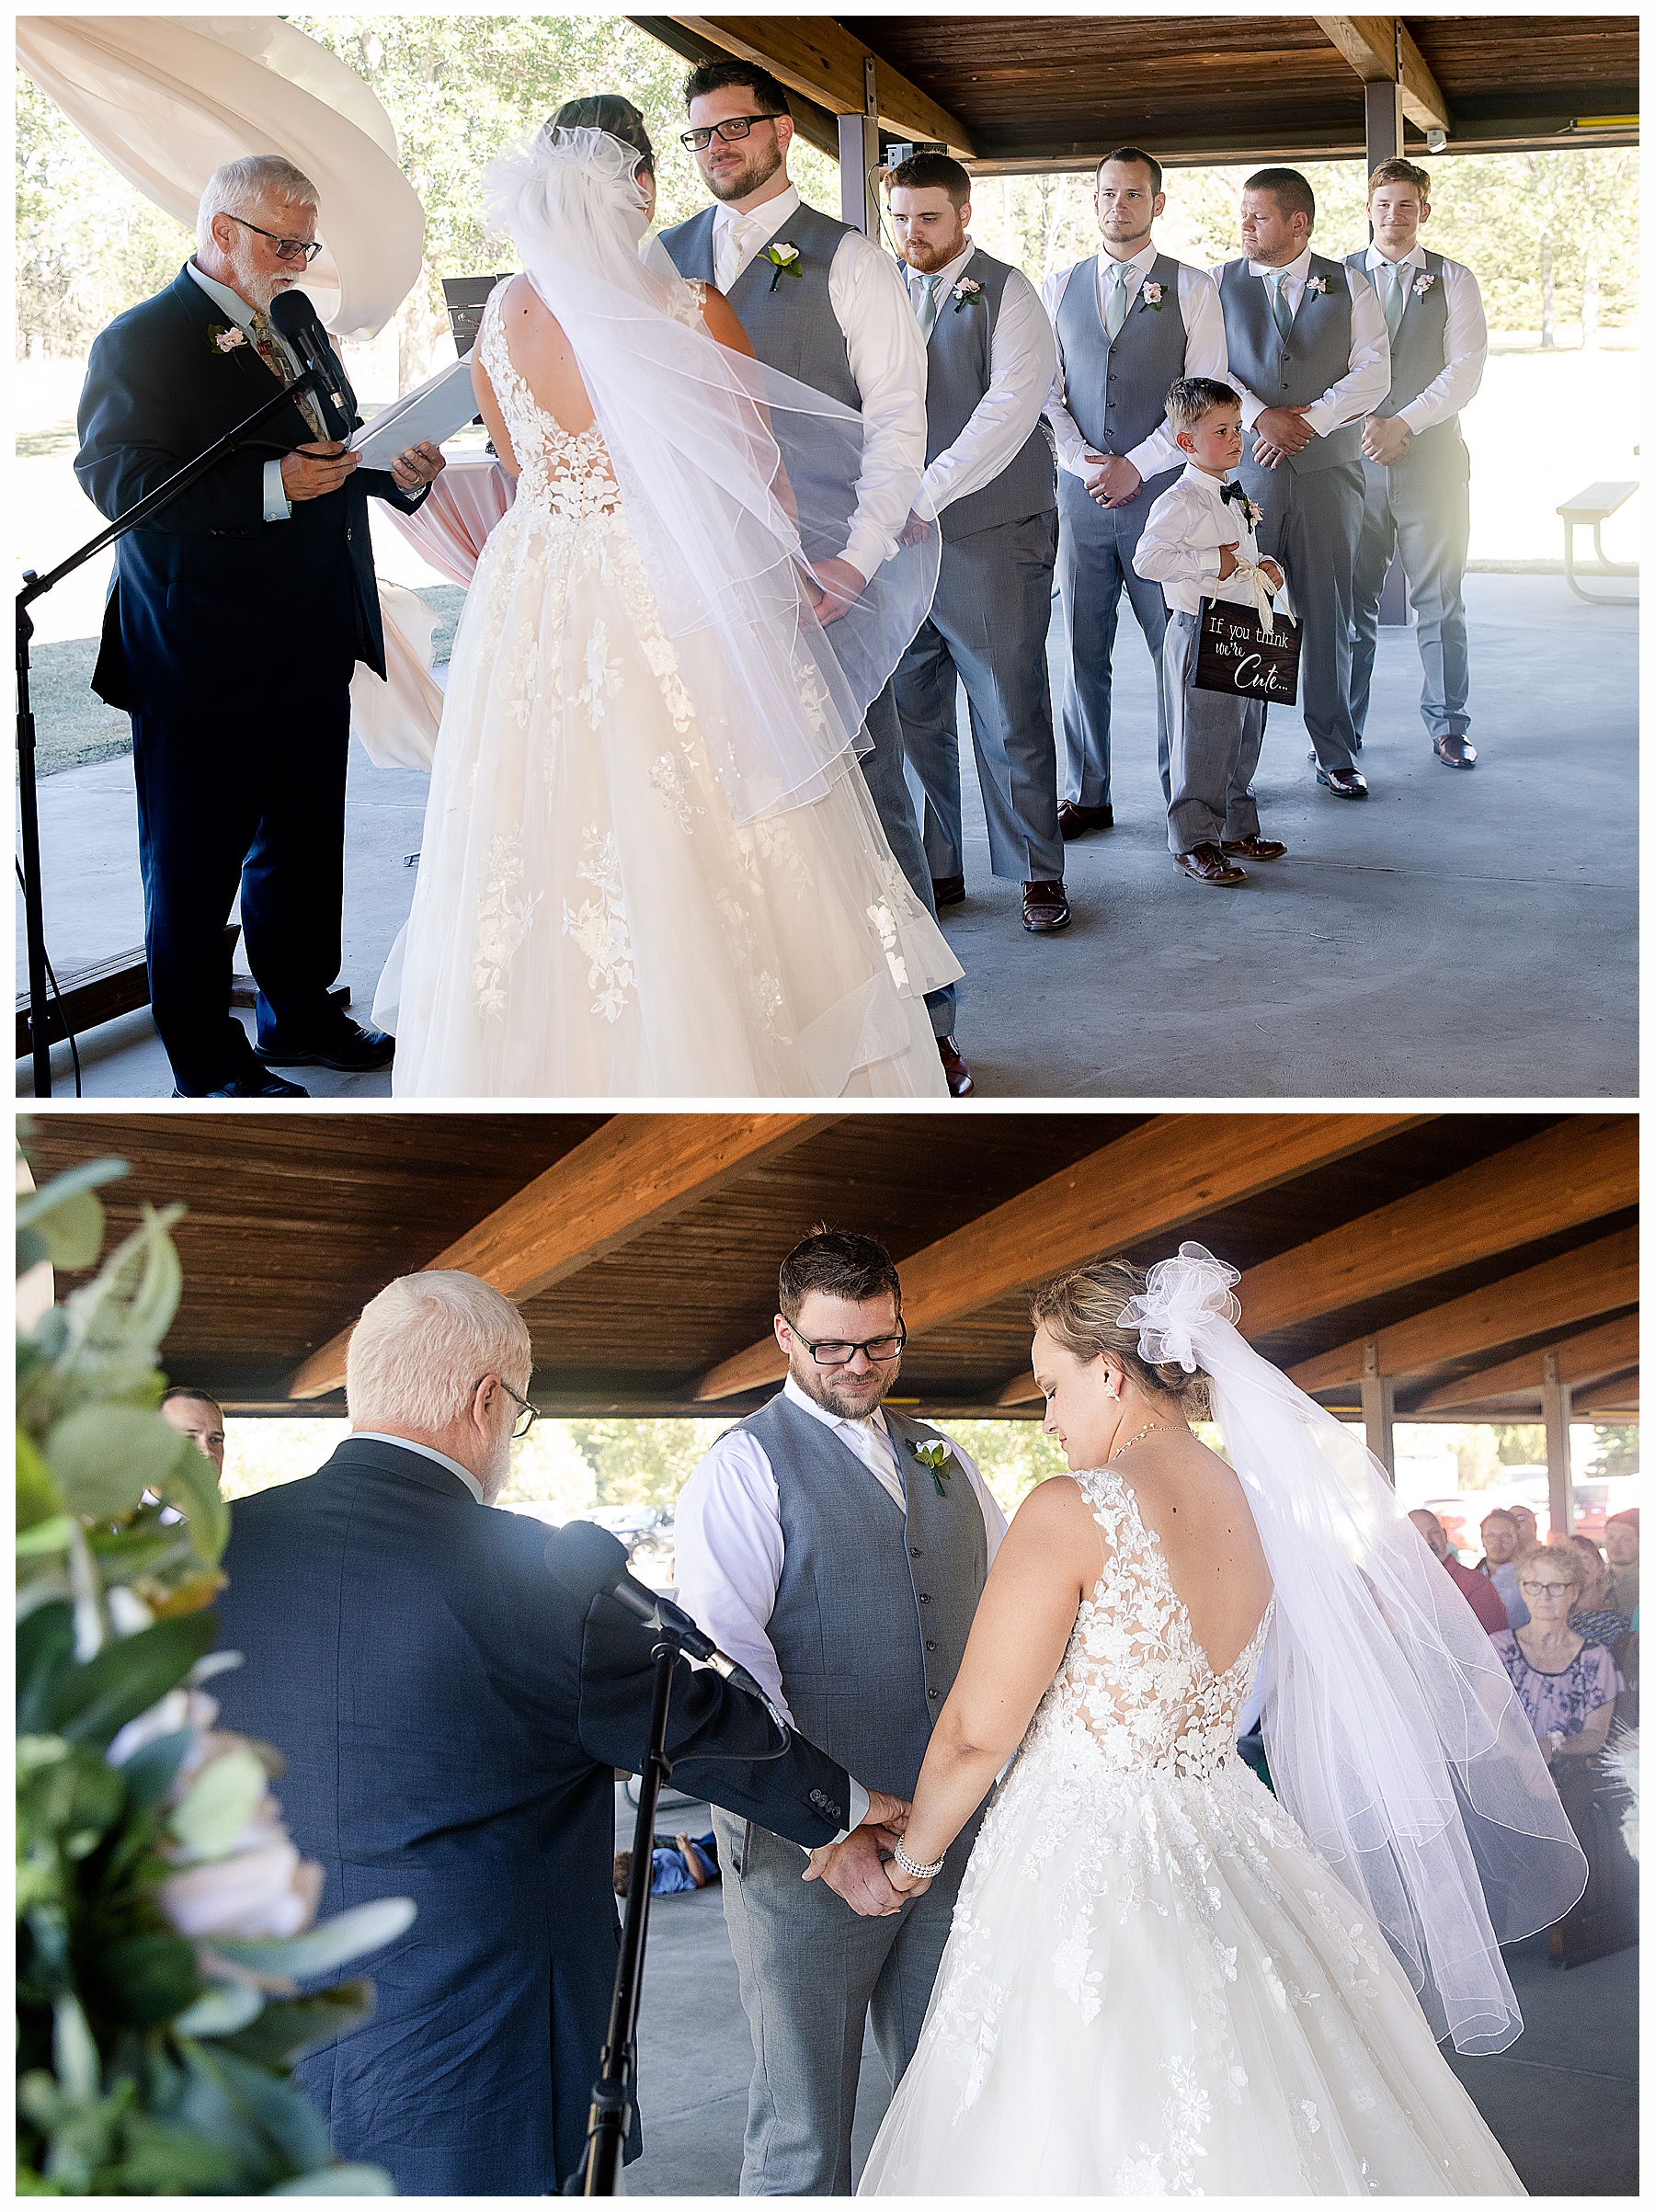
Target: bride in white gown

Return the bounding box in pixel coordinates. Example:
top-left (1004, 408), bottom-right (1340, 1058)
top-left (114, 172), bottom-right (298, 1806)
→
top-left (385, 103), bottom-right (959, 1097)
top-left (856, 1248), bottom-right (1587, 2196)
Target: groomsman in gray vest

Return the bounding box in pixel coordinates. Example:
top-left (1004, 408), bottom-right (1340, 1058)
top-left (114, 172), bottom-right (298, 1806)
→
top-left (1043, 148), bottom-right (1228, 835)
top-left (885, 154), bottom-right (1067, 934)
top-left (1216, 167), bottom-right (1390, 798)
top-left (675, 1230), bottom-right (1007, 2194)
top-left (1346, 156), bottom-right (1488, 770)
top-left (660, 62), bottom-right (972, 1099)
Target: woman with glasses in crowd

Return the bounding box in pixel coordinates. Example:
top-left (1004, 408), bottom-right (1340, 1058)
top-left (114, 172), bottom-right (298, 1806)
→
top-left (1490, 1544), bottom-right (1622, 1769)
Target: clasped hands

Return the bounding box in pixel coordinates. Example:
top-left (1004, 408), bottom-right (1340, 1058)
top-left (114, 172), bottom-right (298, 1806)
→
top-left (800, 1789), bottom-right (931, 1917)
top-left (1079, 451), bottom-right (1143, 507)
top-left (279, 438), bottom-right (446, 503)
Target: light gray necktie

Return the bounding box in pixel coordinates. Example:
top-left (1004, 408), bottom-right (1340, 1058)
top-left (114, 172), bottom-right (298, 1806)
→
top-left (717, 214), bottom-right (758, 292)
top-left (1103, 259), bottom-right (1130, 341)
top-left (914, 271), bottom-right (945, 340)
top-left (1384, 260), bottom-right (1408, 341)
top-left (1268, 268), bottom-right (1294, 343)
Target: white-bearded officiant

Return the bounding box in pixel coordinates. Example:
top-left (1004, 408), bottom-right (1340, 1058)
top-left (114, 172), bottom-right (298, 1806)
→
top-left (885, 154), bottom-right (1067, 936)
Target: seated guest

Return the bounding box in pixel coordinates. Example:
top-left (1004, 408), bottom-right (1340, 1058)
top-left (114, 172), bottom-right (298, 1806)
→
top-left (158, 1385), bottom-right (226, 1480)
top-left (211, 1270), bottom-right (902, 2195)
top-left (1493, 1543), bottom-right (1620, 1768)
top-left (1562, 1533), bottom-right (1630, 1646)
top-left (1604, 1509), bottom-right (1639, 1624)
top-left (614, 1831), bottom-right (721, 1898)
top-left (1476, 1506), bottom-right (1528, 1628)
top-left (1410, 1507), bottom-right (1508, 1635)
top-left (1508, 1502), bottom-right (1539, 1554)
top-left (1133, 376), bottom-right (1289, 887)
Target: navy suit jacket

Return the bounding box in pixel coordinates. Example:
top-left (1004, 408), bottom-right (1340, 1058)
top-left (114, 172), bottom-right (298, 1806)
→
top-left (211, 1438), bottom-right (852, 2196)
top-left (74, 265), bottom-right (428, 714)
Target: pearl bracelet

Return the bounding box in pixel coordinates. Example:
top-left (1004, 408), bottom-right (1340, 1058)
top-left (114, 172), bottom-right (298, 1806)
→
top-left (894, 1838), bottom-right (945, 1881)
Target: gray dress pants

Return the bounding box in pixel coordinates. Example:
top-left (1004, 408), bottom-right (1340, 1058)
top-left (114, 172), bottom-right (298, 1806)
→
top-left (712, 1807), bottom-right (970, 2195)
top-left (1350, 439), bottom-right (1472, 743)
top-left (1162, 609), bottom-right (1266, 851)
top-left (1241, 450), bottom-right (1364, 777)
top-left (1055, 472), bottom-right (1173, 809)
top-left (856, 679), bottom-right (956, 1039)
top-left (894, 510), bottom-right (1064, 884)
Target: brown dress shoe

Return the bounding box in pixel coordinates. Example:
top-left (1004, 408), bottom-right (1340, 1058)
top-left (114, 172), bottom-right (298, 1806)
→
top-left (1056, 801), bottom-right (1113, 839)
top-left (1433, 733), bottom-right (1477, 770)
top-left (930, 873), bottom-right (966, 907)
top-left (1220, 835), bottom-right (1287, 861)
top-left (1022, 879), bottom-right (1070, 932)
top-left (1174, 843), bottom-right (1248, 886)
top-left (937, 1034), bottom-right (975, 1096)
top-left (1315, 765), bottom-right (1369, 799)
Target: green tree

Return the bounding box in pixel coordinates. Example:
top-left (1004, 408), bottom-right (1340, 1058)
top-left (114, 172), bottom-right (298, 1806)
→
top-left (564, 1419), bottom-right (727, 1510)
top-left (1585, 1424), bottom-right (1639, 1477)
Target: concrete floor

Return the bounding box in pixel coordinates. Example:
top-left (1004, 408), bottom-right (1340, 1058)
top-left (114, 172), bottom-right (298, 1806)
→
top-left (620, 1849), bottom-right (1637, 2197)
top-left (17, 572), bottom-right (1636, 1099)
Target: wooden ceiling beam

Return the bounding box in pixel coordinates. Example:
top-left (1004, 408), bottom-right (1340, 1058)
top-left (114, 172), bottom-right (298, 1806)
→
top-left (285, 1112), bottom-right (829, 1401)
top-left (668, 16), bottom-right (978, 154)
top-left (1569, 1375), bottom-right (1638, 1419)
top-left (1288, 1226), bottom-right (1638, 1393)
top-left (692, 1111), bottom-right (1421, 1402)
top-left (1413, 1310), bottom-right (1641, 1415)
top-left (1314, 16), bottom-right (1453, 134)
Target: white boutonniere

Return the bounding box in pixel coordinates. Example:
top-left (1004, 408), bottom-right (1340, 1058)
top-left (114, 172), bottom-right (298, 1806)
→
top-left (1141, 280), bottom-right (1166, 309)
top-left (1305, 273), bottom-right (1329, 297)
top-left (764, 242), bottom-right (802, 291)
top-left (912, 1440), bottom-right (956, 1497)
top-left (951, 276), bottom-right (985, 311)
top-left (1238, 492), bottom-right (1263, 530)
top-left (208, 324), bottom-right (247, 355)
top-left (1411, 270), bottom-right (1436, 298)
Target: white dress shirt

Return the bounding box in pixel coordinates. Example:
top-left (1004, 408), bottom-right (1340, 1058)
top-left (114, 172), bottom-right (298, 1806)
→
top-left (1214, 245), bottom-right (1390, 437)
top-left (186, 260), bottom-right (300, 524)
top-left (1356, 241), bottom-right (1488, 431)
top-left (1041, 243), bottom-right (1227, 484)
top-left (673, 1373), bottom-right (1008, 1727)
top-left (900, 239), bottom-right (1056, 518)
top-left (1134, 463), bottom-right (1279, 617)
top-left (352, 1431), bottom-right (485, 1501)
top-left (711, 184), bottom-right (928, 583)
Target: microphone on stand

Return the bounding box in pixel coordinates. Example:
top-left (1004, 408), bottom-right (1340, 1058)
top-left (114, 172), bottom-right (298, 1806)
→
top-left (544, 1520), bottom-right (788, 1728)
top-left (268, 289), bottom-right (350, 441)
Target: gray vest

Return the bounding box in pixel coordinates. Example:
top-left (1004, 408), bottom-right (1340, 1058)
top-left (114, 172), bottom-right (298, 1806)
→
top-left (918, 246), bottom-right (1056, 542)
top-left (1054, 250), bottom-right (1189, 499)
top-left (658, 200), bottom-right (861, 410)
top-left (1217, 253), bottom-right (1363, 473)
top-left (1344, 245), bottom-right (1460, 459)
top-left (734, 1391), bottom-right (988, 1798)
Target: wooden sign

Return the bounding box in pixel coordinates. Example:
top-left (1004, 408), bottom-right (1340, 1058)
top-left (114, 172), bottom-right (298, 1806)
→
top-left (1193, 598), bottom-right (1301, 705)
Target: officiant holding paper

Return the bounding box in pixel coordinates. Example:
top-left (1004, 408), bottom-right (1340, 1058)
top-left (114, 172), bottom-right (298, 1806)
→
top-left (74, 154), bottom-right (445, 1097)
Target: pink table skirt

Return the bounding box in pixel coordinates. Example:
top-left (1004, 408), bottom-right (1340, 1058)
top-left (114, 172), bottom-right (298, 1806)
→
top-left (382, 452), bottom-right (516, 586)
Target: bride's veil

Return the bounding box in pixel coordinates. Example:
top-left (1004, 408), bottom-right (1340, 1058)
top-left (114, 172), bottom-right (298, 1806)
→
top-left (1122, 1244), bottom-right (1589, 2056)
top-left (481, 123), bottom-right (940, 826)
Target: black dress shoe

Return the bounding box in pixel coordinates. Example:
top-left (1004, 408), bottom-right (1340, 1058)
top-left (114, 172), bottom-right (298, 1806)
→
top-left (937, 1034), bottom-right (975, 1097)
top-left (1315, 766), bottom-right (1369, 799)
top-left (172, 1070), bottom-right (310, 1099)
top-left (255, 1017), bottom-right (395, 1073)
top-left (1057, 801), bottom-right (1113, 839)
top-left (1433, 733), bottom-right (1477, 770)
top-left (930, 873), bottom-right (967, 908)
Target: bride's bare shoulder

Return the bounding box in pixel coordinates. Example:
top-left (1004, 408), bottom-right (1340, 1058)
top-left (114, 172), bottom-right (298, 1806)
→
top-left (1009, 1474), bottom-right (1112, 1556)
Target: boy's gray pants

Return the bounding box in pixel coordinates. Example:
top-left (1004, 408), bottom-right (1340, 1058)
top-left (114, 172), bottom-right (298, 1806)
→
top-left (1162, 607), bottom-right (1267, 853)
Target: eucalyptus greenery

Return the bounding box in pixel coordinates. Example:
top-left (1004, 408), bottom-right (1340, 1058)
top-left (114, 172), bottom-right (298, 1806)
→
top-left (17, 1148), bottom-right (412, 2195)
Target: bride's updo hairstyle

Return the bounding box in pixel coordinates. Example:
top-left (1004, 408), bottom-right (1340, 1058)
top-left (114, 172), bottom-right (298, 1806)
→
top-left (1030, 1258), bottom-right (1210, 1417)
top-left (547, 93), bottom-right (656, 179)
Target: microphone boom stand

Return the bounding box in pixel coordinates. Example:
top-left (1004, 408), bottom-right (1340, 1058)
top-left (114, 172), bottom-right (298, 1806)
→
top-left (16, 371), bottom-right (331, 1095)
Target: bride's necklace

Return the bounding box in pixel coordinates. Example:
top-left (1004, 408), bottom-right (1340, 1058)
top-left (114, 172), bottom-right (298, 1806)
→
top-left (1107, 1419), bottom-right (1178, 1465)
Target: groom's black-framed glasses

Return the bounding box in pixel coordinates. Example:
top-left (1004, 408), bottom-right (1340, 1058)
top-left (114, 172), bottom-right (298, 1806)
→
top-left (791, 1324), bottom-right (907, 1368)
top-left (679, 114), bottom-right (785, 149)
top-left (476, 1374), bottom-right (538, 1439)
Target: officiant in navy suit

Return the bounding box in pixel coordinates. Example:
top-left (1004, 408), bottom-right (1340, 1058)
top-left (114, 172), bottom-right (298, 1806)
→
top-left (211, 1271), bottom-right (896, 2198)
top-left (74, 154), bottom-right (444, 1097)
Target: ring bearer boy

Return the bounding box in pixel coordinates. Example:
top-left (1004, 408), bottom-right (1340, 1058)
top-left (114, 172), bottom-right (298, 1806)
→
top-left (1134, 378), bottom-right (1290, 886)
top-left (885, 154), bottom-right (1067, 935)
top-left (1346, 156), bottom-right (1488, 770)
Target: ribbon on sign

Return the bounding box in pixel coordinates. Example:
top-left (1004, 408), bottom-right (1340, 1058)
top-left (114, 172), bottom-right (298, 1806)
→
top-left (1227, 555), bottom-right (1297, 636)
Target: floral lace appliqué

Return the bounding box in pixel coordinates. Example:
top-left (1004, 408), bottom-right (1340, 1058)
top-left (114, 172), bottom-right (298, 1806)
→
top-left (561, 828), bottom-right (634, 1021)
top-left (473, 834), bottom-right (542, 1017)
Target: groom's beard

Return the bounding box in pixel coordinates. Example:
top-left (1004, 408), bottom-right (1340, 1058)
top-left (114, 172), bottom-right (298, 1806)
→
top-left (789, 1353), bottom-right (898, 1422)
top-left (705, 134), bottom-right (785, 204)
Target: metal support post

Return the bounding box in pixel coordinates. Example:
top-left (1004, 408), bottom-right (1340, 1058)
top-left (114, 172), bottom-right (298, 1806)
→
top-left (1542, 1349), bottom-right (1573, 1536)
top-left (838, 53), bottom-right (881, 235)
top-left (1362, 1340), bottom-right (1396, 1479)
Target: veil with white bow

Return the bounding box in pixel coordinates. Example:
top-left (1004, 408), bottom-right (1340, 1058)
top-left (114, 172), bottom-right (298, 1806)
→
top-left (1119, 1243), bottom-right (1588, 2056)
top-left (480, 124), bottom-right (940, 827)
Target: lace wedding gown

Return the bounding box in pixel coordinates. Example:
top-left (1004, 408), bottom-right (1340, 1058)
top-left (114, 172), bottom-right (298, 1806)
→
top-left (383, 284), bottom-right (960, 1097)
top-left (859, 1467), bottom-right (1524, 2196)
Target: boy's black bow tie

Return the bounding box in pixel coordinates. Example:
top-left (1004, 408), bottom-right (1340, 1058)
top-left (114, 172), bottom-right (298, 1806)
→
top-left (1219, 480), bottom-right (1247, 505)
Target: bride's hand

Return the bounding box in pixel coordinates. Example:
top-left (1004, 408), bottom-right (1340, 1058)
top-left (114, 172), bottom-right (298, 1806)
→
top-left (811, 555), bottom-right (867, 626)
top-left (884, 1855), bottom-right (930, 1900)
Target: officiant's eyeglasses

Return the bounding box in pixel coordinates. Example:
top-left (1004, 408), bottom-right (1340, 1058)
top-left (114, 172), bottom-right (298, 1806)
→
top-left (790, 1326), bottom-right (907, 1367)
top-left (224, 214), bottom-right (324, 267)
top-left (679, 114), bottom-right (784, 150)
top-left (476, 1374), bottom-right (538, 1439)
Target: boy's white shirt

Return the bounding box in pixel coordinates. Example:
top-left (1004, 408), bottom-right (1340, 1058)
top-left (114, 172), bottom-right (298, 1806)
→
top-left (1133, 462), bottom-right (1284, 617)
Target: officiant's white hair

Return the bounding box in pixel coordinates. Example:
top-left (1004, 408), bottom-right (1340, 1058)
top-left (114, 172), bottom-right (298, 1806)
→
top-left (347, 1271), bottom-right (531, 1433)
top-left (197, 154), bottom-right (319, 252)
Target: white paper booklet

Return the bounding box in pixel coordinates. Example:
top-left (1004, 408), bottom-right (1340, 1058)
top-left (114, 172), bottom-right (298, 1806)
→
top-left (348, 357), bottom-right (477, 465)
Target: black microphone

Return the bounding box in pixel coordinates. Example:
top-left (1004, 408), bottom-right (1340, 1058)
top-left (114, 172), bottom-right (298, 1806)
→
top-left (268, 289), bottom-right (350, 441)
top-left (544, 1520), bottom-right (782, 1716)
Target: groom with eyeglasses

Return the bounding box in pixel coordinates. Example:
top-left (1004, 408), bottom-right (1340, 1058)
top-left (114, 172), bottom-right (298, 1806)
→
top-left (675, 1228), bottom-right (1006, 2193)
